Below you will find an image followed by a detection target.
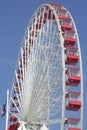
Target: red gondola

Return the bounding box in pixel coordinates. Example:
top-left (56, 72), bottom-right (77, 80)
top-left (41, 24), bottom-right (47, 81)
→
top-left (7, 123), bottom-right (20, 130)
top-left (66, 100), bottom-right (81, 111)
top-left (10, 116), bottom-right (17, 122)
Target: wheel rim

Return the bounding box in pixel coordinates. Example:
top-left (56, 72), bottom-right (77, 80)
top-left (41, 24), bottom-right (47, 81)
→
top-left (6, 3), bottom-right (83, 130)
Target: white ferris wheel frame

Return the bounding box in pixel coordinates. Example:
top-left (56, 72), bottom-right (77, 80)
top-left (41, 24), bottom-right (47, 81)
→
top-left (5, 3), bottom-right (83, 130)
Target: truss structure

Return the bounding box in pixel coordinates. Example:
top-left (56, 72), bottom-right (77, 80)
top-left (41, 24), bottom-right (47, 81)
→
top-left (6, 3), bottom-right (83, 130)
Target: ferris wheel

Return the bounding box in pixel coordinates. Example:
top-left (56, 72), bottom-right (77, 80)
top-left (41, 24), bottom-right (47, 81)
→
top-left (6, 2), bottom-right (83, 130)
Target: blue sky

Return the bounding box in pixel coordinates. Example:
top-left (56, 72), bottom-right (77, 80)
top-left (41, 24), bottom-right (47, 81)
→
top-left (0, 0), bottom-right (87, 130)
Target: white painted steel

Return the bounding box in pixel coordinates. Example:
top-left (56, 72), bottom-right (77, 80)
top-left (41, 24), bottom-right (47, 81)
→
top-left (68, 12), bottom-right (83, 130)
top-left (6, 3), bottom-right (83, 130)
top-left (6, 90), bottom-right (9, 130)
